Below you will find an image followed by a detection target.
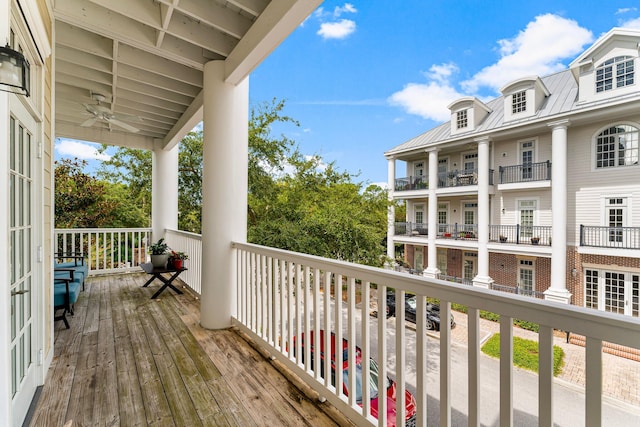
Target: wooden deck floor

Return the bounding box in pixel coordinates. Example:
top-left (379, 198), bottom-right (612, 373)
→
top-left (30, 273), bottom-right (340, 426)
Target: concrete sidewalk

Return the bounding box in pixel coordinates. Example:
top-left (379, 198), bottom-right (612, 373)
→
top-left (441, 309), bottom-right (640, 408)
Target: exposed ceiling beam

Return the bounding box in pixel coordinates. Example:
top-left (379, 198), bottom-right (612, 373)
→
top-left (161, 90), bottom-right (203, 150)
top-left (56, 122), bottom-right (156, 150)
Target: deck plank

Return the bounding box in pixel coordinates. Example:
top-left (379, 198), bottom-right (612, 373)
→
top-left (110, 275), bottom-right (148, 426)
top-left (29, 272), bottom-right (339, 427)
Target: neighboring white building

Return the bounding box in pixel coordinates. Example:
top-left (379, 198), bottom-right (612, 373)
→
top-left (385, 27), bottom-right (640, 314)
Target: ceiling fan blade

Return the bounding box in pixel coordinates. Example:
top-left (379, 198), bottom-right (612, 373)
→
top-left (80, 118), bottom-right (98, 127)
top-left (107, 118), bottom-right (140, 133)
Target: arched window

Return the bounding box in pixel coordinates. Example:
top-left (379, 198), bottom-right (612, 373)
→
top-left (595, 124), bottom-right (639, 168)
top-left (595, 56), bottom-right (635, 93)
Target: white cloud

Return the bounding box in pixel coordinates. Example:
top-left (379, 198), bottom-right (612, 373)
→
top-left (55, 139), bottom-right (111, 161)
top-left (314, 3), bottom-right (357, 39)
top-left (317, 19), bottom-right (356, 39)
top-left (616, 7), bottom-right (637, 14)
top-left (620, 16), bottom-right (640, 30)
top-left (334, 3), bottom-right (357, 17)
top-left (461, 14), bottom-right (593, 93)
top-left (387, 63), bottom-right (463, 122)
top-left (389, 14), bottom-right (594, 121)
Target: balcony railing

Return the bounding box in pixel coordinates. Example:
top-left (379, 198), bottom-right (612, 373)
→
top-left (394, 223), bottom-right (553, 246)
top-left (232, 241), bottom-right (640, 427)
top-left (439, 223), bottom-right (478, 240)
top-left (394, 221), bottom-right (428, 236)
top-left (55, 228), bottom-right (640, 425)
top-left (499, 161), bottom-right (551, 184)
top-left (394, 175), bottom-right (427, 191)
top-left (489, 224), bottom-right (552, 246)
top-left (438, 274), bottom-right (473, 286)
top-left (580, 225), bottom-right (640, 249)
top-left (490, 282), bottom-right (545, 299)
top-left (437, 168), bottom-right (495, 188)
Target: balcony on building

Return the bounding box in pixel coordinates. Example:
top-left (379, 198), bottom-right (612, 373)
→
top-left (497, 160), bottom-right (552, 191)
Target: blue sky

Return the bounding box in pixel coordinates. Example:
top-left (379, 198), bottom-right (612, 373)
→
top-left (56, 1), bottom-right (640, 186)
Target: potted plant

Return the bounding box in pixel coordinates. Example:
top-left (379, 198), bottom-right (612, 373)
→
top-left (499, 235), bottom-right (508, 243)
top-left (530, 237), bottom-right (540, 245)
top-left (170, 250), bottom-right (189, 269)
top-left (149, 238), bottom-right (170, 268)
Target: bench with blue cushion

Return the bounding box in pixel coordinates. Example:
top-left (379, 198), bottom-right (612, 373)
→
top-left (54, 253), bottom-right (88, 290)
top-left (54, 269), bottom-right (82, 328)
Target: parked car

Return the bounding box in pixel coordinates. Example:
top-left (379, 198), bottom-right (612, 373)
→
top-left (298, 330), bottom-right (417, 426)
top-left (386, 291), bottom-right (456, 331)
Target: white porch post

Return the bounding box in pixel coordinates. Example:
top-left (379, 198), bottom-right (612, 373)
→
top-left (473, 137), bottom-right (493, 288)
top-left (424, 148), bottom-right (440, 278)
top-left (200, 60), bottom-right (249, 329)
top-left (151, 146), bottom-right (179, 241)
top-left (545, 120), bottom-right (572, 304)
top-left (386, 156), bottom-right (396, 262)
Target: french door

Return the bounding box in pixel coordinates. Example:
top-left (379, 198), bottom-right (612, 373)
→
top-left (9, 95), bottom-right (39, 425)
top-left (520, 140), bottom-right (534, 180)
top-left (585, 269), bottom-right (639, 317)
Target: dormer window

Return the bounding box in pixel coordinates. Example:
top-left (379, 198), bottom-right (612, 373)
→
top-left (500, 77), bottom-right (548, 122)
top-left (456, 109), bottom-right (468, 129)
top-left (595, 56), bottom-right (634, 93)
top-left (512, 90), bottom-right (526, 114)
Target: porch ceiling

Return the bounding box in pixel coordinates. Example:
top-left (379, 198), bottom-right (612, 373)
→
top-left (53, 0), bottom-right (322, 150)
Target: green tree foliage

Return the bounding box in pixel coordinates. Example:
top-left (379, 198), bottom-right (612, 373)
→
top-left (65, 98), bottom-right (390, 266)
top-left (55, 158), bottom-right (146, 228)
top-left (249, 152), bottom-right (389, 266)
top-left (97, 145), bottom-right (152, 224)
top-left (177, 131), bottom-right (203, 232)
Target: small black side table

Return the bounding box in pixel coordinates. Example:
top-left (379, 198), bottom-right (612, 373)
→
top-left (140, 262), bottom-right (187, 299)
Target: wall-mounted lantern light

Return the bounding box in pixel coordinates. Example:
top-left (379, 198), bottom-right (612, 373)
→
top-left (0, 44), bottom-right (30, 96)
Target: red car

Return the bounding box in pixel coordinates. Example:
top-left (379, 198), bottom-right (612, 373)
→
top-left (298, 330), bottom-right (417, 426)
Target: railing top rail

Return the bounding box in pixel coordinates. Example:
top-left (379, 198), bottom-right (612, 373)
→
top-left (55, 227), bottom-right (152, 233)
top-left (165, 228), bottom-right (203, 241)
top-left (232, 241), bottom-right (640, 348)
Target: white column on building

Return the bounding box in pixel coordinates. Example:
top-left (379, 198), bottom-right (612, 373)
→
top-left (473, 137), bottom-right (493, 288)
top-left (424, 148), bottom-right (441, 278)
top-left (545, 120), bottom-right (572, 304)
top-left (200, 60), bottom-right (249, 329)
top-left (151, 146), bottom-right (179, 241)
top-left (386, 156), bottom-right (396, 263)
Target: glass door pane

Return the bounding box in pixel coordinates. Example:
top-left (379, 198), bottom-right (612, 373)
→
top-left (604, 272), bottom-right (625, 314)
top-left (521, 141), bottom-right (534, 180)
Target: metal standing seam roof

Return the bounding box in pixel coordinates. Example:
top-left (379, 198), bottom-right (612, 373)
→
top-left (385, 69), bottom-right (579, 156)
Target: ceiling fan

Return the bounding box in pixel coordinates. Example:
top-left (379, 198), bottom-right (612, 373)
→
top-left (81, 92), bottom-right (141, 133)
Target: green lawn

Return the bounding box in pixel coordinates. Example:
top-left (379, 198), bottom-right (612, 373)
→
top-left (481, 333), bottom-right (565, 376)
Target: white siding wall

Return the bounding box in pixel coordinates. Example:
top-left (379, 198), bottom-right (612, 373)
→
top-left (567, 119), bottom-right (640, 244)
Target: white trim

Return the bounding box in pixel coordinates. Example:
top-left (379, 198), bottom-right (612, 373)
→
top-left (517, 137), bottom-right (538, 164)
top-left (515, 197), bottom-right (540, 227)
top-left (16, 0), bottom-right (51, 59)
top-left (599, 194), bottom-right (632, 227)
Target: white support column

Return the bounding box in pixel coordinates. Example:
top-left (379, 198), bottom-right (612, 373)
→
top-left (424, 148), bottom-right (440, 278)
top-left (386, 156), bottom-right (396, 263)
top-left (151, 146), bottom-right (179, 241)
top-left (200, 60), bottom-right (249, 329)
top-left (473, 137), bottom-right (493, 288)
top-left (545, 120), bottom-right (572, 304)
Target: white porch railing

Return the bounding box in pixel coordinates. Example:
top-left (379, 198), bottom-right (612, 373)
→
top-left (53, 229), bottom-right (640, 426)
top-left (165, 229), bottom-right (202, 294)
top-left (54, 228), bottom-right (152, 274)
top-left (231, 241), bottom-right (640, 427)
